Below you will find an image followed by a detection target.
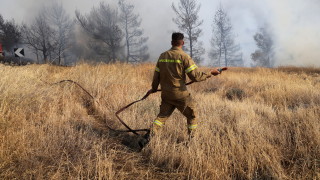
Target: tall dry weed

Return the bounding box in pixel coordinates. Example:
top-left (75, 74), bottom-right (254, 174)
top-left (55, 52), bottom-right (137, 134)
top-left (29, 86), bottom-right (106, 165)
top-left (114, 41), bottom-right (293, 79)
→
top-left (0, 63), bottom-right (319, 179)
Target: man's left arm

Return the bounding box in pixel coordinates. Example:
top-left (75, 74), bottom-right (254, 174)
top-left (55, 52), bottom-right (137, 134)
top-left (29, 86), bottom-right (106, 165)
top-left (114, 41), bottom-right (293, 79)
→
top-left (151, 62), bottom-right (160, 92)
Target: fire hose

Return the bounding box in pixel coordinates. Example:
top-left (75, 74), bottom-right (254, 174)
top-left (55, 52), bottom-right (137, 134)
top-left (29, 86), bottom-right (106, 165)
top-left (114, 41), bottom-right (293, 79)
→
top-left (115, 80), bottom-right (195, 136)
top-left (49, 67), bottom-right (228, 137)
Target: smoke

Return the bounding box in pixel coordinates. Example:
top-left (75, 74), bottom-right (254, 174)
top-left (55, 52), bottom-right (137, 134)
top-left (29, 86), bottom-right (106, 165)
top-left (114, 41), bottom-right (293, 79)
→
top-left (267, 0), bottom-right (320, 66)
top-left (1, 0), bottom-right (320, 66)
top-left (225, 0), bottom-right (320, 66)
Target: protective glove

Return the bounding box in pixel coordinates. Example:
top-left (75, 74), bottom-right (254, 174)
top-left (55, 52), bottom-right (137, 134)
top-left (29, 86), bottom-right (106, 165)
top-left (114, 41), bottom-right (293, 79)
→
top-left (212, 67), bottom-right (228, 76)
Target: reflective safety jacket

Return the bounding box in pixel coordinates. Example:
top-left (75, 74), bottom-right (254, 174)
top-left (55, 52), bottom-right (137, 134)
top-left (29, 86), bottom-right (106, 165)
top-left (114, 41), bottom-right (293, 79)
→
top-left (152, 46), bottom-right (211, 99)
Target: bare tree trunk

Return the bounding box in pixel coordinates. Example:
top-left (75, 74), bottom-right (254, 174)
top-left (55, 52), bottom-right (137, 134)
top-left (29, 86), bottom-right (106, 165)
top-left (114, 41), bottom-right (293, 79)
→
top-left (58, 47), bottom-right (61, 65)
top-left (125, 19), bottom-right (130, 63)
top-left (188, 31), bottom-right (193, 58)
top-left (224, 43), bottom-right (228, 67)
top-left (218, 48), bottom-right (222, 67)
top-left (36, 51), bottom-right (39, 64)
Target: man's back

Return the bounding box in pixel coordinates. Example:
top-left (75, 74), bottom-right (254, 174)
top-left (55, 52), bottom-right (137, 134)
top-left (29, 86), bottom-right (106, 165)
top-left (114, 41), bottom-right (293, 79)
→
top-left (152, 46), bottom-right (210, 100)
top-left (156, 47), bottom-right (190, 92)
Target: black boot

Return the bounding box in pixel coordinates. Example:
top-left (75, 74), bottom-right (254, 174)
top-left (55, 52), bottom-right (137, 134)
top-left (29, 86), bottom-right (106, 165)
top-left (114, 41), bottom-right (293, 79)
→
top-left (138, 130), bottom-right (150, 149)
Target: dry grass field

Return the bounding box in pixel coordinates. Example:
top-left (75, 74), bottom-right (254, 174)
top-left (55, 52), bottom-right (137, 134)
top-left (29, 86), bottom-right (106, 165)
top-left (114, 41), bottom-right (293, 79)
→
top-left (0, 63), bottom-right (319, 179)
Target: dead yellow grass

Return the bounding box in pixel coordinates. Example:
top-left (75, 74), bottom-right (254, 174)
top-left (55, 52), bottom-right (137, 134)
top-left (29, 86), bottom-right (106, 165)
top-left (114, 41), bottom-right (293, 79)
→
top-left (0, 63), bottom-right (319, 179)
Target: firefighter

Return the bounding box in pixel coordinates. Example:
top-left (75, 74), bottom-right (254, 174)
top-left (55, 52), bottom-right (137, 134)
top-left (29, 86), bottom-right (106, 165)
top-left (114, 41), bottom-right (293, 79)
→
top-left (148, 32), bottom-right (221, 137)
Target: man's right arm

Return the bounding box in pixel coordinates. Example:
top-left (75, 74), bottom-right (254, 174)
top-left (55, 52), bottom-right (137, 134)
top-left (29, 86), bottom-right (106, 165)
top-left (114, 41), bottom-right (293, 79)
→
top-left (184, 57), bottom-right (212, 82)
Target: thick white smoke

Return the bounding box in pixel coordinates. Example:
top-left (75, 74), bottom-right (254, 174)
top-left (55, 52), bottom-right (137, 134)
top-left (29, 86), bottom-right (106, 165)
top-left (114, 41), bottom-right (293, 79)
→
top-left (268, 0), bottom-right (320, 66)
top-left (225, 0), bottom-right (320, 66)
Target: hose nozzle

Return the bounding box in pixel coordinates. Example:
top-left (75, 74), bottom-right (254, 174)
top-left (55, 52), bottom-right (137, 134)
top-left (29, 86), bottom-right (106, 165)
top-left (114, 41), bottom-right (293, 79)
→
top-left (218, 67), bottom-right (228, 73)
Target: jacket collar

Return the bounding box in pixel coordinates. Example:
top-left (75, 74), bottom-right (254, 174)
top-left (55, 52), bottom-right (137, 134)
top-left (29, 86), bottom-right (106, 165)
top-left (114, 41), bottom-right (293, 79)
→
top-left (171, 46), bottom-right (183, 51)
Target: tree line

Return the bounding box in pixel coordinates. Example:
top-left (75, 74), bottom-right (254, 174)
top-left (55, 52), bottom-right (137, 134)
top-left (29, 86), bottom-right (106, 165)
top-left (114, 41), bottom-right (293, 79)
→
top-left (0, 0), bottom-right (274, 67)
top-left (172, 0), bottom-right (273, 67)
top-left (0, 0), bottom-right (149, 65)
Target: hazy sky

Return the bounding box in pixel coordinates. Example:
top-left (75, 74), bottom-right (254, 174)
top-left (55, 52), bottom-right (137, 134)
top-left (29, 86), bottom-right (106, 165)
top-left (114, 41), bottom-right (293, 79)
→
top-left (1, 0), bottom-right (319, 66)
